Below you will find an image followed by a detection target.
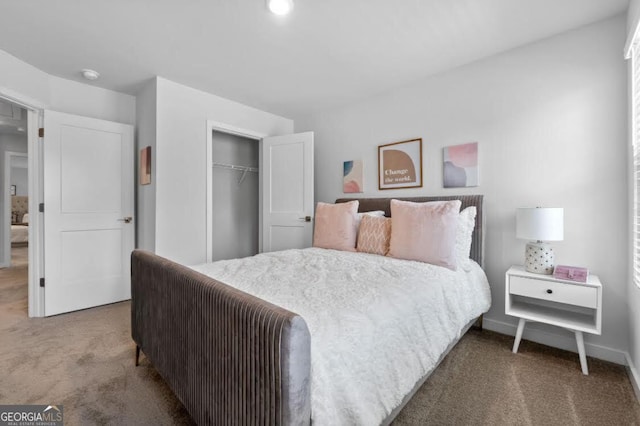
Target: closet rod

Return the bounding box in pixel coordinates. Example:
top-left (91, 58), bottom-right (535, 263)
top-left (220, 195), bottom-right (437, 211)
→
top-left (212, 162), bottom-right (259, 173)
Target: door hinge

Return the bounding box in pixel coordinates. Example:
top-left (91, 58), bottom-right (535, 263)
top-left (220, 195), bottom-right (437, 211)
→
top-left (38, 128), bottom-right (44, 138)
top-left (39, 203), bottom-right (44, 212)
top-left (39, 278), bottom-right (45, 287)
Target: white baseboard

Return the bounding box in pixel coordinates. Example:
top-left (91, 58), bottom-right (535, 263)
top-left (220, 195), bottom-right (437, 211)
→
top-left (483, 317), bottom-right (627, 365)
top-left (626, 353), bottom-right (640, 402)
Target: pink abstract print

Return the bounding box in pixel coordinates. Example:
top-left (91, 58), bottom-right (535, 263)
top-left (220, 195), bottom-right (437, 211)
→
top-left (443, 142), bottom-right (478, 188)
top-left (343, 160), bottom-right (364, 193)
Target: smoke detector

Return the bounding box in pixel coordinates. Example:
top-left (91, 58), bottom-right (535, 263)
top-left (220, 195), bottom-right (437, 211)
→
top-left (81, 69), bottom-right (100, 81)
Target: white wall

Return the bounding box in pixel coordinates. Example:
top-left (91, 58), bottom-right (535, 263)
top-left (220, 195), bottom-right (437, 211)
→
top-left (0, 49), bottom-right (136, 125)
top-left (296, 15), bottom-right (629, 362)
top-left (629, 0), bottom-right (640, 37)
top-left (153, 77), bottom-right (294, 264)
top-left (135, 78), bottom-right (157, 251)
top-left (627, 0), bottom-right (640, 396)
top-left (49, 77), bottom-right (135, 125)
top-left (0, 50), bottom-right (49, 107)
top-left (11, 166), bottom-right (28, 196)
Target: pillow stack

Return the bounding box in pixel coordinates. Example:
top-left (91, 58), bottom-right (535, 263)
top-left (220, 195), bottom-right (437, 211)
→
top-left (312, 199), bottom-right (476, 271)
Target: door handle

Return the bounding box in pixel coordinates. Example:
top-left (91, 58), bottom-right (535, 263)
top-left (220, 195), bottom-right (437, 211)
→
top-left (298, 216), bottom-right (312, 222)
top-left (118, 216), bottom-right (133, 224)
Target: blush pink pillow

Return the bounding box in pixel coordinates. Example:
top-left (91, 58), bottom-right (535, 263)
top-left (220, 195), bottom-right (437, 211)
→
top-left (313, 201), bottom-right (359, 251)
top-left (388, 199), bottom-right (461, 270)
top-left (357, 216), bottom-right (392, 256)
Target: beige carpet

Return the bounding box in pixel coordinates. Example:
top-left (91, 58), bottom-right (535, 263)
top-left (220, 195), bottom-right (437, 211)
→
top-left (1, 248), bottom-right (639, 425)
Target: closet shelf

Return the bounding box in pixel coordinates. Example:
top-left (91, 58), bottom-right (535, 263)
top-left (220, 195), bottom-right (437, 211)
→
top-left (212, 162), bottom-right (258, 173)
top-left (212, 162), bottom-right (258, 185)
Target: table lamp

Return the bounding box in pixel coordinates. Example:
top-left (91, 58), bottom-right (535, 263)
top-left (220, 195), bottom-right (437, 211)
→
top-left (516, 207), bottom-right (564, 274)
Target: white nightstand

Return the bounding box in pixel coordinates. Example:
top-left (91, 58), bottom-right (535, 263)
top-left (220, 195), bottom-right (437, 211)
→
top-left (505, 265), bottom-right (602, 375)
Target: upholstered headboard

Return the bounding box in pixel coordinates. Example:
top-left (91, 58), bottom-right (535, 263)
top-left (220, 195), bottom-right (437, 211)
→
top-left (11, 196), bottom-right (28, 222)
top-left (335, 195), bottom-right (485, 267)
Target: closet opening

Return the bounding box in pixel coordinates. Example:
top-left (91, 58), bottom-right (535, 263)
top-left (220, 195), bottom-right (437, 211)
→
top-left (210, 130), bottom-right (260, 261)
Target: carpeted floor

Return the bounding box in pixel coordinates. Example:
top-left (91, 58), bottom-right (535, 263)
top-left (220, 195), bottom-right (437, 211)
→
top-left (1, 246), bottom-right (639, 425)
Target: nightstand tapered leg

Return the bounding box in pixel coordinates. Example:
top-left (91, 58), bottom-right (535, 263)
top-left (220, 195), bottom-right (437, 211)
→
top-left (513, 318), bottom-right (526, 353)
top-left (575, 331), bottom-right (588, 375)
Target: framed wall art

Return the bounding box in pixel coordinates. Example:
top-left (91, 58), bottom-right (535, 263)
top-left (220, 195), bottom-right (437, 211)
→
top-left (343, 159), bottom-right (364, 193)
top-left (140, 146), bottom-right (151, 185)
top-left (378, 138), bottom-right (422, 190)
top-left (443, 142), bottom-right (478, 188)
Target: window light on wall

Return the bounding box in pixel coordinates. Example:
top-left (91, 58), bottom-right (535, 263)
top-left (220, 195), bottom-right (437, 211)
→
top-left (627, 28), bottom-right (640, 288)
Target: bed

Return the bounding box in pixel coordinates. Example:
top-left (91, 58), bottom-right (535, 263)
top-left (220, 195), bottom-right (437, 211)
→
top-left (11, 223), bottom-right (28, 245)
top-left (131, 195), bottom-right (490, 425)
top-left (11, 196), bottom-right (28, 246)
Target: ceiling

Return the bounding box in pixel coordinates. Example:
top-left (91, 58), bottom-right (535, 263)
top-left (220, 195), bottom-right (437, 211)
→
top-left (0, 99), bottom-right (27, 135)
top-left (0, 0), bottom-right (629, 118)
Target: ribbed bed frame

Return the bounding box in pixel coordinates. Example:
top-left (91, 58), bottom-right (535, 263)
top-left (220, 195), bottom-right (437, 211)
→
top-left (131, 195), bottom-right (484, 425)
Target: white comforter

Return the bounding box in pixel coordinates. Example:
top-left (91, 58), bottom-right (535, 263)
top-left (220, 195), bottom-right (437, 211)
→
top-left (191, 248), bottom-right (491, 425)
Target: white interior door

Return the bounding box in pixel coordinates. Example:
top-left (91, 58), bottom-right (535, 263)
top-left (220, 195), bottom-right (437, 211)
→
top-left (261, 132), bottom-right (314, 252)
top-left (43, 111), bottom-right (134, 316)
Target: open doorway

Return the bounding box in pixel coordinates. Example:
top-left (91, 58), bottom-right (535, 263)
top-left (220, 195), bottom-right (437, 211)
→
top-left (6, 152), bottom-right (29, 260)
top-left (0, 99), bottom-right (29, 315)
top-left (205, 121), bottom-right (268, 263)
top-left (210, 130), bottom-right (260, 261)
top-left (0, 93), bottom-right (42, 317)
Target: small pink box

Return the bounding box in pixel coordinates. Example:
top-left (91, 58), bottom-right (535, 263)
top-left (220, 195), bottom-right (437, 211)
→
top-left (553, 265), bottom-right (589, 283)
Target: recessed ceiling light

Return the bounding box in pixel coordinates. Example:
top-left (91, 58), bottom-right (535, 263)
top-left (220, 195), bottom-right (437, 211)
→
top-left (267, 0), bottom-right (293, 15)
top-left (17, 127), bottom-right (25, 132)
top-left (81, 69), bottom-right (100, 81)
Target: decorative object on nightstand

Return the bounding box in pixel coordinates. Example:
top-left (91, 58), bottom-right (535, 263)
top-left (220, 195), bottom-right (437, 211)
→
top-left (516, 207), bottom-right (563, 274)
top-left (505, 266), bottom-right (602, 375)
top-left (553, 265), bottom-right (589, 283)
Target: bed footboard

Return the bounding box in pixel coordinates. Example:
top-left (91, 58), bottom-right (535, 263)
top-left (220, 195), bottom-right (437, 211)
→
top-left (131, 250), bottom-right (311, 425)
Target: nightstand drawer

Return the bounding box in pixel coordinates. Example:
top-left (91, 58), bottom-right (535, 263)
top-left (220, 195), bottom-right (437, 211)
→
top-left (510, 276), bottom-right (597, 308)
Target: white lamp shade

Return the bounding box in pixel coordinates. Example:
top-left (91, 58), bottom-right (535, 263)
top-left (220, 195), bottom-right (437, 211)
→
top-left (516, 207), bottom-right (564, 241)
